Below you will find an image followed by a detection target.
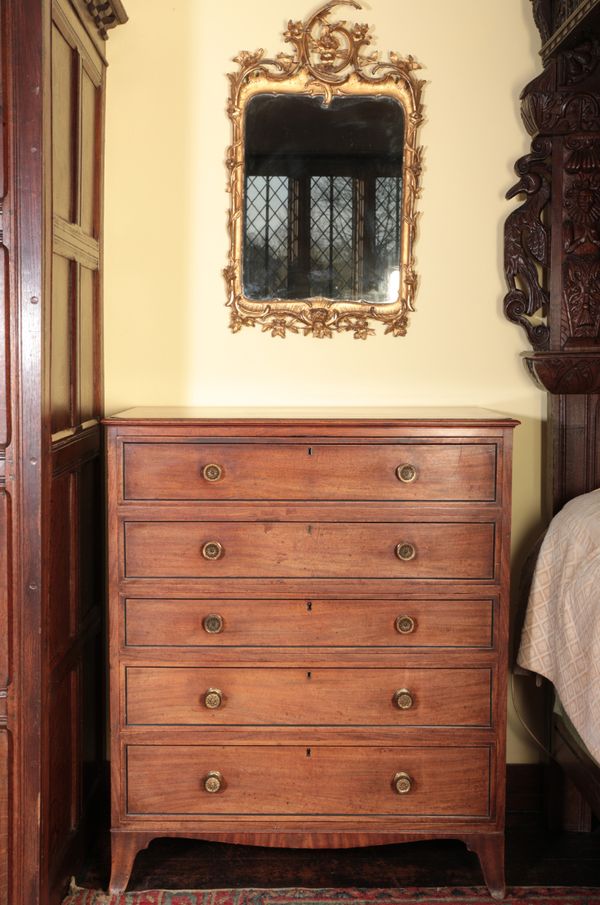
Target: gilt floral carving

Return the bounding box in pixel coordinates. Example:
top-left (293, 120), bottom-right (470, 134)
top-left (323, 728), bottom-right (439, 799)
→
top-left (224, 1), bottom-right (425, 339)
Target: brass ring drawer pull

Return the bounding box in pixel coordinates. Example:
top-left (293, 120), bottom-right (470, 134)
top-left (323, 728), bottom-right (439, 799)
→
top-left (202, 541), bottom-right (223, 561)
top-left (395, 542), bottom-right (416, 561)
top-left (395, 615), bottom-right (416, 635)
top-left (396, 464), bottom-right (417, 483)
top-left (393, 771), bottom-right (413, 795)
top-left (393, 688), bottom-right (414, 710)
top-left (204, 688), bottom-right (223, 709)
top-left (203, 463), bottom-right (223, 482)
top-left (203, 771), bottom-right (224, 793)
top-left (203, 613), bottom-right (224, 634)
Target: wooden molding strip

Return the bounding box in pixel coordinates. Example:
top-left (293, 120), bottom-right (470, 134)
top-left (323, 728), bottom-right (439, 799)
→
top-left (51, 419), bottom-right (100, 446)
top-left (541, 0), bottom-right (600, 60)
top-left (51, 422), bottom-right (101, 477)
top-left (53, 216), bottom-right (100, 270)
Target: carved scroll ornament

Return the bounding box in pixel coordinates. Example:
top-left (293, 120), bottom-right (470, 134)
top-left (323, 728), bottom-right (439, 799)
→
top-left (504, 137), bottom-right (552, 351)
top-left (505, 34), bottom-right (600, 394)
top-left (224, 1), bottom-right (425, 339)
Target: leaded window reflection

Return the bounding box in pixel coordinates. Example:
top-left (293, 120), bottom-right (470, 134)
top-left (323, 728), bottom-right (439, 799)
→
top-left (310, 176), bottom-right (355, 298)
top-left (243, 174), bottom-right (403, 302)
top-left (376, 176), bottom-right (403, 299)
top-left (244, 175), bottom-right (292, 299)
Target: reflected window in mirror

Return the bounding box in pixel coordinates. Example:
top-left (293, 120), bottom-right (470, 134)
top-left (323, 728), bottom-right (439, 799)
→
top-left (243, 94), bottom-right (404, 303)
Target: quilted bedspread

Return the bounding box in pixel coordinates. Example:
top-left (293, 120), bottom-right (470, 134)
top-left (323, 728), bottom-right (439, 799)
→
top-left (517, 488), bottom-right (600, 763)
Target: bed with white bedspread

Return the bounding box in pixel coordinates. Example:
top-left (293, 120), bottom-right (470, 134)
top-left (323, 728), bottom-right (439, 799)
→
top-left (517, 488), bottom-right (600, 766)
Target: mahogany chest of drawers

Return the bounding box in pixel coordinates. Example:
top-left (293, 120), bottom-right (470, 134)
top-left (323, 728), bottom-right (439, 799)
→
top-left (105, 408), bottom-right (518, 898)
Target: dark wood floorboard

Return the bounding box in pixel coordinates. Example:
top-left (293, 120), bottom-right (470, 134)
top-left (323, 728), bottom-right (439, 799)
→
top-left (77, 826), bottom-right (600, 892)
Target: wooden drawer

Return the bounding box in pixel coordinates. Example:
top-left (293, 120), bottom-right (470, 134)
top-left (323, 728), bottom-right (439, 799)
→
top-left (123, 521), bottom-right (496, 580)
top-left (124, 598), bottom-right (495, 649)
top-left (126, 744), bottom-right (491, 817)
top-left (122, 442), bottom-right (497, 502)
top-left (125, 666), bottom-right (492, 727)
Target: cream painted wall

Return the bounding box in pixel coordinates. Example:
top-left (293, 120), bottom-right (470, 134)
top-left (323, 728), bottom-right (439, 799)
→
top-left (104, 0), bottom-right (547, 761)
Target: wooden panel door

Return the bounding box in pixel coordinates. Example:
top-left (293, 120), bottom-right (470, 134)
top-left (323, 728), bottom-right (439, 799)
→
top-left (44, 3), bottom-right (108, 901)
top-left (0, 1), bottom-right (125, 903)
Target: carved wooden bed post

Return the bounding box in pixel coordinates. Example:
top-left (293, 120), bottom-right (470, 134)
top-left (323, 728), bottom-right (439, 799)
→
top-left (505, 1), bottom-right (600, 828)
top-left (505, 0), bottom-right (600, 515)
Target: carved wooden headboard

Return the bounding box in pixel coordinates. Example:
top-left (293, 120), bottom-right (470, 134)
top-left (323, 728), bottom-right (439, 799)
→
top-left (504, 0), bottom-right (600, 514)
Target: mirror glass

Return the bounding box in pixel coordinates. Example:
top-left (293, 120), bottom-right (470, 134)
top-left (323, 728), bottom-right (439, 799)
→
top-left (243, 93), bottom-right (405, 304)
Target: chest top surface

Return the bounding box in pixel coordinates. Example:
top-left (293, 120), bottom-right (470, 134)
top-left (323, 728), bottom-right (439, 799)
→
top-left (104, 406), bottom-right (519, 429)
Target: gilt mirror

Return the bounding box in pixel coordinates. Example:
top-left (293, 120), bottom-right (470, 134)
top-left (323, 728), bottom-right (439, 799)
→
top-left (224, 1), bottom-right (424, 338)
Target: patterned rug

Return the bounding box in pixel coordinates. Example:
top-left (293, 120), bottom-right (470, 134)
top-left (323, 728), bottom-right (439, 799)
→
top-left (62, 886), bottom-right (600, 905)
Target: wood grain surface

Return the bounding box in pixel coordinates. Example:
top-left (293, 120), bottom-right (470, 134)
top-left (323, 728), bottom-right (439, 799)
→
top-left (126, 744), bottom-right (491, 818)
top-left (124, 597), bottom-right (495, 649)
top-left (123, 521), bottom-right (496, 580)
top-left (107, 416), bottom-right (515, 898)
top-left (125, 666), bottom-right (493, 727)
top-left (123, 441), bottom-right (497, 502)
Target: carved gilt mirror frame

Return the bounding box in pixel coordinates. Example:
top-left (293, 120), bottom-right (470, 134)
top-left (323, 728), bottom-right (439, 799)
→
top-left (224, 1), bottom-right (425, 339)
